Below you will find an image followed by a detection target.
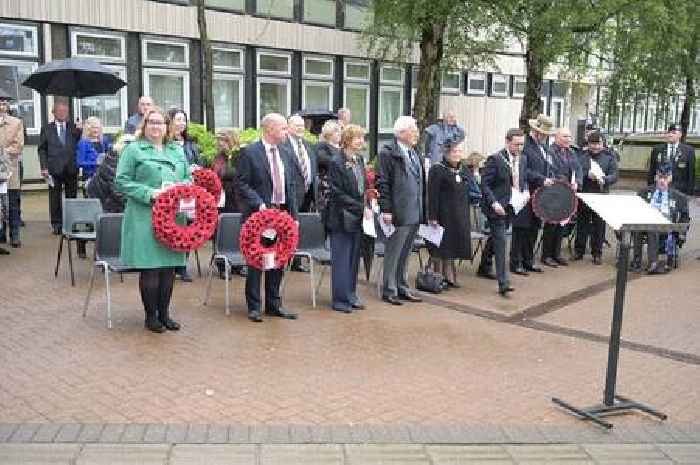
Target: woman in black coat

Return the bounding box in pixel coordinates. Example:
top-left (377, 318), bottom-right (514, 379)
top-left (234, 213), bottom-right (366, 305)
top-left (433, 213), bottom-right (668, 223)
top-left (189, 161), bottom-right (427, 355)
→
top-left (86, 135), bottom-right (130, 213)
top-left (325, 124), bottom-right (367, 313)
top-left (427, 140), bottom-right (472, 288)
top-left (315, 120), bottom-right (342, 216)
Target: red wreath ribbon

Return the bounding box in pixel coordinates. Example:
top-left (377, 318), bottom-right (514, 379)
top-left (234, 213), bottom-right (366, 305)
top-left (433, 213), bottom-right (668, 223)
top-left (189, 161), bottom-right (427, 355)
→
top-left (239, 209), bottom-right (299, 270)
top-left (152, 184), bottom-right (219, 252)
top-left (192, 168), bottom-right (223, 204)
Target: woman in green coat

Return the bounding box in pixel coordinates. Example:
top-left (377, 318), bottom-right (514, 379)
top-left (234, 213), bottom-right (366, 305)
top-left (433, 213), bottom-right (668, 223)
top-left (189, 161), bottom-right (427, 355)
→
top-left (116, 107), bottom-right (191, 333)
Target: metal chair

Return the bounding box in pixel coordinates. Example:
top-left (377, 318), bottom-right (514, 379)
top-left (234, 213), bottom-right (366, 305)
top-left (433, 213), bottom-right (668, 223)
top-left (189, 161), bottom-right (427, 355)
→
top-left (83, 213), bottom-right (138, 328)
top-left (55, 198), bottom-right (103, 286)
top-left (202, 213), bottom-right (245, 315)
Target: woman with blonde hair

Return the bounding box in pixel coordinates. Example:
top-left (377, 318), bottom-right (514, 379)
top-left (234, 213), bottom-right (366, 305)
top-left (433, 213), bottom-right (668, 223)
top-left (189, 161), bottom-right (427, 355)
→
top-left (76, 116), bottom-right (111, 183)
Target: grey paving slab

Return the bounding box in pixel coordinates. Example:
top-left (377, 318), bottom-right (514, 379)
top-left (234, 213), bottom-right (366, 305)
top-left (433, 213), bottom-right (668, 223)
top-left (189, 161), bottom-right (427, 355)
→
top-left (207, 425), bottom-right (229, 443)
top-left (582, 443), bottom-right (670, 462)
top-left (143, 424), bottom-right (167, 443)
top-left (265, 425), bottom-right (291, 444)
top-left (345, 444), bottom-right (430, 464)
top-left (349, 425), bottom-right (371, 443)
top-left (76, 444), bottom-right (170, 465)
top-left (309, 425), bottom-right (332, 443)
top-left (261, 444), bottom-right (343, 465)
top-left (367, 424), bottom-right (411, 443)
top-left (170, 444), bottom-right (257, 465)
top-left (505, 444), bottom-right (591, 462)
top-left (99, 424), bottom-right (126, 443)
top-left (329, 424), bottom-right (353, 443)
top-left (54, 424), bottom-right (83, 443)
top-left (0, 444), bottom-right (81, 464)
top-left (31, 423), bottom-right (62, 443)
top-left (227, 425), bottom-right (250, 443)
top-left (0, 425), bottom-right (17, 443)
top-left (657, 443), bottom-right (700, 463)
top-left (165, 424), bottom-right (189, 444)
top-left (289, 424), bottom-right (312, 443)
top-left (120, 424), bottom-right (147, 443)
top-left (501, 425), bottom-right (548, 444)
top-left (249, 424), bottom-right (269, 443)
top-left (186, 424), bottom-right (209, 444)
top-left (427, 444), bottom-right (512, 464)
top-left (8, 423), bottom-right (39, 442)
top-left (76, 424), bottom-right (105, 443)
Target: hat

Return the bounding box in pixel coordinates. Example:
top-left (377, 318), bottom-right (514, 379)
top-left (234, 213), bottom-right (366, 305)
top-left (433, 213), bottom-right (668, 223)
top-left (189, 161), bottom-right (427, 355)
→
top-left (587, 131), bottom-right (603, 143)
top-left (657, 163), bottom-right (672, 177)
top-left (667, 123), bottom-right (681, 132)
top-left (0, 88), bottom-right (13, 101)
top-left (528, 114), bottom-right (555, 135)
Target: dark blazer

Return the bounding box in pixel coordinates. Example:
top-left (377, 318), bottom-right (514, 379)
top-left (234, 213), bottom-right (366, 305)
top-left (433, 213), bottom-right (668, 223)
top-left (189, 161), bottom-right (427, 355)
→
top-left (547, 143), bottom-right (582, 186)
top-left (182, 139), bottom-right (201, 165)
top-left (376, 140), bottom-right (427, 227)
top-left (234, 140), bottom-right (298, 223)
top-left (86, 149), bottom-right (125, 213)
top-left (523, 134), bottom-right (549, 192)
top-left (315, 141), bottom-right (341, 177)
top-left (647, 143), bottom-right (695, 195)
top-left (38, 120), bottom-right (81, 176)
top-left (512, 153), bottom-right (535, 228)
top-left (280, 135), bottom-right (318, 206)
top-left (481, 149), bottom-right (515, 219)
top-left (325, 153), bottom-right (366, 233)
top-left (578, 148), bottom-right (618, 194)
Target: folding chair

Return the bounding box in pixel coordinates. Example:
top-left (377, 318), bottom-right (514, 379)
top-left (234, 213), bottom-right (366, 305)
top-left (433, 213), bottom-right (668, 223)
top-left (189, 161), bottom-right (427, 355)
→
top-left (55, 198), bottom-right (103, 286)
top-left (83, 213), bottom-right (139, 328)
top-left (202, 213), bottom-right (245, 316)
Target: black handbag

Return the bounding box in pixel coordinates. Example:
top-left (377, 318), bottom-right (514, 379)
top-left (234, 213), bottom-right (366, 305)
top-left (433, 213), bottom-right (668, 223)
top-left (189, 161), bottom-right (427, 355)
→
top-left (415, 266), bottom-right (444, 294)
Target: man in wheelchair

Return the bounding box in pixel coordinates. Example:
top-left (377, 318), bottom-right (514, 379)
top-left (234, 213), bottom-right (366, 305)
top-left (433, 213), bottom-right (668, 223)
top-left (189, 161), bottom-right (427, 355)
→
top-left (631, 164), bottom-right (690, 274)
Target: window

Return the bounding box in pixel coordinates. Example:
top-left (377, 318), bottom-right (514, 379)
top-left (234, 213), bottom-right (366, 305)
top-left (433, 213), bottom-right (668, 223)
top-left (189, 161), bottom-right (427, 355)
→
top-left (490, 74), bottom-right (508, 97)
top-left (467, 71), bottom-right (486, 95)
top-left (303, 82), bottom-right (333, 111)
top-left (75, 66), bottom-right (128, 132)
top-left (143, 69), bottom-right (190, 113)
top-left (690, 104), bottom-right (700, 134)
top-left (380, 65), bottom-right (404, 85)
top-left (206, 0), bottom-right (245, 10)
top-left (213, 47), bottom-right (243, 71)
top-left (512, 76), bottom-right (526, 98)
top-left (551, 98), bottom-right (564, 127)
top-left (621, 101), bottom-right (633, 132)
top-left (379, 65), bottom-right (404, 132)
top-left (0, 23), bottom-right (38, 57)
top-left (213, 74), bottom-right (243, 128)
top-left (345, 61), bottom-right (370, 81)
top-left (304, 0), bottom-right (336, 25)
top-left (257, 51), bottom-right (291, 75)
top-left (303, 57), bottom-right (333, 79)
top-left (0, 60), bottom-right (41, 133)
top-left (345, 0), bottom-right (373, 30)
top-left (257, 78), bottom-right (291, 123)
top-left (344, 84), bottom-right (369, 128)
top-left (634, 99), bottom-right (645, 132)
top-left (647, 103), bottom-right (657, 132)
top-left (441, 71), bottom-right (461, 94)
top-left (540, 96), bottom-right (547, 115)
top-left (143, 38), bottom-right (189, 67)
top-left (71, 31), bottom-right (125, 62)
top-left (256, 0), bottom-right (294, 19)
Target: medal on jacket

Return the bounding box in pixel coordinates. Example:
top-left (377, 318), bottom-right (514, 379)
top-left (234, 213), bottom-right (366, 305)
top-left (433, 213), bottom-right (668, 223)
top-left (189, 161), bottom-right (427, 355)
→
top-left (455, 174), bottom-right (461, 183)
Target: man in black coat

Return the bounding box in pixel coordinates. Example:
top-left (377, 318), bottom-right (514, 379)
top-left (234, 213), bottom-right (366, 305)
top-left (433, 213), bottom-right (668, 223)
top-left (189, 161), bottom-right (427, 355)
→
top-left (38, 101), bottom-right (81, 235)
top-left (478, 128), bottom-right (525, 297)
top-left (235, 113), bottom-right (298, 323)
top-left (647, 123), bottom-right (695, 196)
top-left (574, 131), bottom-right (618, 264)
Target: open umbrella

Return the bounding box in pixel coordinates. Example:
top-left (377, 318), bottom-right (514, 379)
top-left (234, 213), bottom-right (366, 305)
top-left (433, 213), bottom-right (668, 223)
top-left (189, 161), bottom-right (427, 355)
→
top-left (22, 58), bottom-right (126, 98)
top-left (298, 109), bottom-right (338, 135)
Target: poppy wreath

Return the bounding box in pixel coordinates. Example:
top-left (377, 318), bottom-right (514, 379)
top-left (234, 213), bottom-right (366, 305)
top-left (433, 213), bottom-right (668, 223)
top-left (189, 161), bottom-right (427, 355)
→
top-left (239, 208), bottom-right (299, 270)
top-left (192, 168), bottom-right (223, 204)
top-left (152, 184), bottom-right (219, 252)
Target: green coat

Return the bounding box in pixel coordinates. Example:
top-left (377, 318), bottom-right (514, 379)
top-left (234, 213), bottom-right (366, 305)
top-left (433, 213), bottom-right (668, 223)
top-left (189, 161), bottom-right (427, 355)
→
top-left (115, 140), bottom-right (191, 269)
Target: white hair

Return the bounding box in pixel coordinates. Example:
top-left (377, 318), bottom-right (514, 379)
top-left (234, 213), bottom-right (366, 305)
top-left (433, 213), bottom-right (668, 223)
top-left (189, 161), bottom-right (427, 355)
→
top-left (288, 114), bottom-right (304, 125)
top-left (393, 116), bottom-right (417, 137)
top-left (261, 113), bottom-right (286, 130)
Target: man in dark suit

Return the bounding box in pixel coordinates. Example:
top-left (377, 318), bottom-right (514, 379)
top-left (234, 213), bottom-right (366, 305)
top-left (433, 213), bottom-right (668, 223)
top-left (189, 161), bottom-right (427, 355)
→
top-left (647, 123), bottom-right (695, 196)
top-left (377, 116), bottom-right (426, 306)
top-left (479, 128), bottom-right (524, 297)
top-left (235, 113), bottom-right (298, 323)
top-left (508, 150), bottom-right (533, 276)
top-left (38, 101), bottom-right (81, 235)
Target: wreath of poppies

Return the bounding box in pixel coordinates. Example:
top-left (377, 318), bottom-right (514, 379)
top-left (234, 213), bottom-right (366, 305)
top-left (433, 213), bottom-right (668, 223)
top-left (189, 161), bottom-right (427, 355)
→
top-left (152, 184), bottom-right (218, 252)
top-left (240, 209), bottom-right (299, 270)
top-left (192, 168), bottom-right (223, 204)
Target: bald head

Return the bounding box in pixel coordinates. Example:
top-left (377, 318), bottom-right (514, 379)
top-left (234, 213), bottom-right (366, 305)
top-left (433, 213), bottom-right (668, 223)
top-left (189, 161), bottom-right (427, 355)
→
top-left (261, 113), bottom-right (288, 145)
top-left (444, 111), bottom-right (457, 126)
top-left (554, 128), bottom-right (572, 148)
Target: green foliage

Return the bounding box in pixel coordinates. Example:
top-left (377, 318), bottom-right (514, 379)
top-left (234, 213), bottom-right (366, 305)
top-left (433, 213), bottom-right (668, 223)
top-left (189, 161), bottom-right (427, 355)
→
top-left (187, 123), bottom-right (218, 165)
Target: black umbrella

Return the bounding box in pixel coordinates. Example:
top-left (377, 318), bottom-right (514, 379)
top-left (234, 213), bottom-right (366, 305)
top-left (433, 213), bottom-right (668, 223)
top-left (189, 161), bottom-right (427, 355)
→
top-left (22, 58), bottom-right (126, 98)
top-left (298, 109), bottom-right (338, 135)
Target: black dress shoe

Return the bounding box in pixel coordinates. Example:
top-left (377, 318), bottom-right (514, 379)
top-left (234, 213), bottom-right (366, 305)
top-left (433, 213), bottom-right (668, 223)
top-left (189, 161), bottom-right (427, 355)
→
top-left (542, 258), bottom-right (559, 267)
top-left (351, 302), bottom-right (365, 310)
top-left (647, 262), bottom-right (667, 275)
top-left (266, 308), bottom-right (298, 319)
top-left (382, 295), bottom-right (403, 306)
top-left (476, 269), bottom-right (497, 280)
top-left (523, 265), bottom-right (543, 273)
top-left (178, 270), bottom-right (193, 282)
top-left (160, 318), bottom-right (181, 331)
top-left (554, 257), bottom-right (569, 266)
top-left (248, 311), bottom-right (263, 322)
top-left (498, 285), bottom-right (515, 296)
top-left (592, 256), bottom-right (602, 265)
top-left (333, 307), bottom-right (353, 314)
top-left (145, 319), bottom-right (166, 333)
top-left (629, 261), bottom-right (642, 272)
top-left (10, 239), bottom-right (20, 248)
top-left (573, 253), bottom-right (584, 261)
top-left (0, 247), bottom-right (9, 255)
top-left (398, 292), bottom-right (422, 302)
top-left (510, 267), bottom-right (529, 276)
top-left (443, 279), bottom-right (461, 289)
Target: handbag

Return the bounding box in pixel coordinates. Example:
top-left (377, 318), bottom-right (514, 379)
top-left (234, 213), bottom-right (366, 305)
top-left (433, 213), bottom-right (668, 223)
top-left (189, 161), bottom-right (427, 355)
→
top-left (415, 266), bottom-right (444, 294)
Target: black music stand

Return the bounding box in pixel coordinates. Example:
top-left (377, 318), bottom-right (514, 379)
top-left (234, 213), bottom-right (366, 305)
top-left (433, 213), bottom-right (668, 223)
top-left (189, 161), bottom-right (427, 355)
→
top-left (551, 193), bottom-right (690, 429)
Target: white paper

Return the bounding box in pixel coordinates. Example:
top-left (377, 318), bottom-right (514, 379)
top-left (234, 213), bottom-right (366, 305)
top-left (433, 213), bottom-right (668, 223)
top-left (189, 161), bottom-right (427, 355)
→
top-left (576, 193), bottom-right (672, 231)
top-left (589, 159), bottom-right (605, 183)
top-left (418, 223), bottom-right (444, 246)
top-left (0, 182), bottom-right (7, 194)
top-left (218, 191), bottom-right (226, 208)
top-left (379, 216), bottom-right (395, 238)
top-left (262, 252), bottom-right (276, 270)
top-left (179, 198), bottom-right (196, 220)
top-left (510, 188), bottom-right (530, 215)
top-left (362, 207), bottom-right (376, 237)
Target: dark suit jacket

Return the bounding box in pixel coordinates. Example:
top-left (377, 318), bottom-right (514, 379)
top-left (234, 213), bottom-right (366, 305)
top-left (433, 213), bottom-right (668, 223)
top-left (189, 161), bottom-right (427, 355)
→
top-left (481, 149), bottom-right (516, 220)
top-left (648, 143), bottom-right (696, 195)
top-left (547, 143), bottom-right (582, 186)
top-left (280, 136), bottom-right (318, 207)
top-left (376, 140), bottom-right (427, 226)
top-left (523, 134), bottom-right (549, 192)
top-left (38, 120), bottom-right (81, 176)
top-left (579, 148), bottom-right (618, 194)
top-left (234, 140), bottom-right (298, 223)
top-left (325, 153), bottom-right (366, 233)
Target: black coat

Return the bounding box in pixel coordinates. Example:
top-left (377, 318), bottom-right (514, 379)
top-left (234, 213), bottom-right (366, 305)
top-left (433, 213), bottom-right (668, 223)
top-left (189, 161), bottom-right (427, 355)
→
top-left (511, 153), bottom-right (536, 229)
top-left (427, 162), bottom-right (472, 259)
top-left (315, 141), bottom-right (341, 177)
top-left (86, 149), bottom-right (125, 213)
top-left (648, 143), bottom-right (696, 195)
top-left (578, 148), bottom-right (618, 194)
top-left (325, 153), bottom-right (366, 233)
top-left (280, 136), bottom-right (318, 208)
top-left (523, 134), bottom-right (549, 193)
top-left (234, 140), bottom-right (298, 223)
top-left (211, 153), bottom-right (238, 213)
top-left (481, 149), bottom-right (515, 220)
top-left (376, 140), bottom-right (427, 227)
top-left (38, 120), bottom-right (81, 176)
top-left (547, 143), bottom-right (582, 186)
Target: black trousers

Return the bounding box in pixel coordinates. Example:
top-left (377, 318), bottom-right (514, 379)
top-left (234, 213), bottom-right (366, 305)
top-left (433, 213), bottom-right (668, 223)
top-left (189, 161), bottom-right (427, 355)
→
top-left (49, 170), bottom-right (78, 227)
top-left (245, 267), bottom-right (284, 313)
top-left (510, 226), bottom-right (534, 269)
top-left (575, 203), bottom-right (605, 257)
top-left (479, 217), bottom-right (510, 286)
top-left (542, 223), bottom-right (565, 260)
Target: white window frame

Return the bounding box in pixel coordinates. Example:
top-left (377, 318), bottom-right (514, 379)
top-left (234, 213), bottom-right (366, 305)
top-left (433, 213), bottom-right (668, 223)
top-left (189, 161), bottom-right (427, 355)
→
top-left (70, 30), bottom-right (126, 62)
top-left (441, 70), bottom-right (461, 94)
top-left (540, 96), bottom-right (548, 115)
top-left (213, 73), bottom-right (244, 129)
top-left (74, 65), bottom-right (128, 133)
top-left (142, 38), bottom-right (189, 67)
top-left (344, 60), bottom-right (370, 82)
top-left (490, 74), bottom-right (509, 97)
top-left (621, 101), bottom-right (633, 132)
top-left (551, 97), bottom-right (564, 127)
top-left (646, 104), bottom-right (656, 132)
top-left (256, 77), bottom-right (291, 126)
top-left (212, 46), bottom-right (244, 72)
top-left (0, 59), bottom-right (41, 134)
top-left (380, 65), bottom-right (404, 85)
top-left (302, 80), bottom-right (333, 111)
top-left (0, 23), bottom-right (38, 57)
top-left (343, 83), bottom-right (370, 129)
top-left (512, 76), bottom-right (526, 98)
top-left (690, 104), bottom-right (700, 134)
top-left (466, 71), bottom-right (486, 95)
top-left (379, 85), bottom-right (404, 133)
top-left (634, 99), bottom-right (646, 133)
top-left (142, 68), bottom-right (191, 114)
top-left (257, 50), bottom-right (292, 76)
top-left (303, 56), bottom-right (334, 80)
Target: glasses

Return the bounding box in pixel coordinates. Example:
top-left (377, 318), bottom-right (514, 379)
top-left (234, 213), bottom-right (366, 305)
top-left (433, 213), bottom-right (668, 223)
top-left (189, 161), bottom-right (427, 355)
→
top-left (147, 119), bottom-right (166, 126)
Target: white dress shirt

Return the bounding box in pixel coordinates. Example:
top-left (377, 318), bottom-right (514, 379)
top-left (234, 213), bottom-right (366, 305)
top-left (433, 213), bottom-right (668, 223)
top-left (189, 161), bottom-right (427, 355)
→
top-left (262, 140), bottom-right (285, 205)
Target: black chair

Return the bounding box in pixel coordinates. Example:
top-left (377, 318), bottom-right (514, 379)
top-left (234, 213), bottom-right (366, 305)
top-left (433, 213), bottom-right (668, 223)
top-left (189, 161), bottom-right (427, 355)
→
top-left (282, 213), bottom-right (330, 307)
top-left (55, 198), bottom-right (102, 286)
top-left (202, 213), bottom-right (245, 315)
top-left (83, 213), bottom-right (138, 328)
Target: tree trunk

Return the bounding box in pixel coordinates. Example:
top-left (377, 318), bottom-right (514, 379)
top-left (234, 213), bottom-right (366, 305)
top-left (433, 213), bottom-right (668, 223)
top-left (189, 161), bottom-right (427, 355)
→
top-left (197, 0), bottom-right (215, 131)
top-left (414, 21), bottom-right (446, 140)
top-left (519, 33), bottom-right (545, 131)
top-left (680, 76), bottom-right (695, 143)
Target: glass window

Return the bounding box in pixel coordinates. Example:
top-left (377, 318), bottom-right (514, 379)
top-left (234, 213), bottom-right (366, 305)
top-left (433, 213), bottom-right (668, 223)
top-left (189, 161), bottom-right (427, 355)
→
top-left (213, 75), bottom-right (243, 129)
top-left (467, 72), bottom-right (486, 95)
top-left (206, 0), bottom-right (245, 10)
top-left (256, 0), bottom-right (294, 19)
top-left (0, 60), bottom-right (40, 132)
top-left (379, 87), bottom-right (403, 132)
top-left (304, 0), bottom-right (336, 25)
top-left (213, 47), bottom-right (242, 71)
top-left (690, 104), bottom-right (700, 134)
top-left (143, 40), bottom-right (188, 66)
top-left (441, 71), bottom-right (461, 93)
top-left (634, 99), bottom-right (645, 132)
top-left (303, 81), bottom-right (333, 111)
top-left (344, 84), bottom-right (369, 128)
top-left (380, 65), bottom-right (403, 85)
top-left (647, 104), bottom-right (656, 132)
top-left (0, 24), bottom-right (38, 56)
top-left (303, 57), bottom-right (333, 78)
top-left (75, 66), bottom-right (127, 132)
top-left (72, 32), bottom-right (125, 61)
top-left (552, 99), bottom-right (564, 127)
top-left (345, 0), bottom-right (372, 30)
top-left (258, 52), bottom-right (291, 75)
top-left (622, 101), bottom-right (633, 132)
top-left (257, 78), bottom-right (290, 123)
top-left (512, 76), bottom-right (526, 97)
top-left (143, 69), bottom-right (190, 113)
top-left (491, 74), bottom-right (508, 97)
top-left (345, 61), bottom-right (370, 81)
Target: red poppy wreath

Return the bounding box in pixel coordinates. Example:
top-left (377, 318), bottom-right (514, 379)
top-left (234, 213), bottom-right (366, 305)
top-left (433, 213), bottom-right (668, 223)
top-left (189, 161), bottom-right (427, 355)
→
top-left (239, 209), bottom-right (299, 270)
top-left (152, 184), bottom-right (219, 252)
top-left (192, 168), bottom-right (223, 204)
